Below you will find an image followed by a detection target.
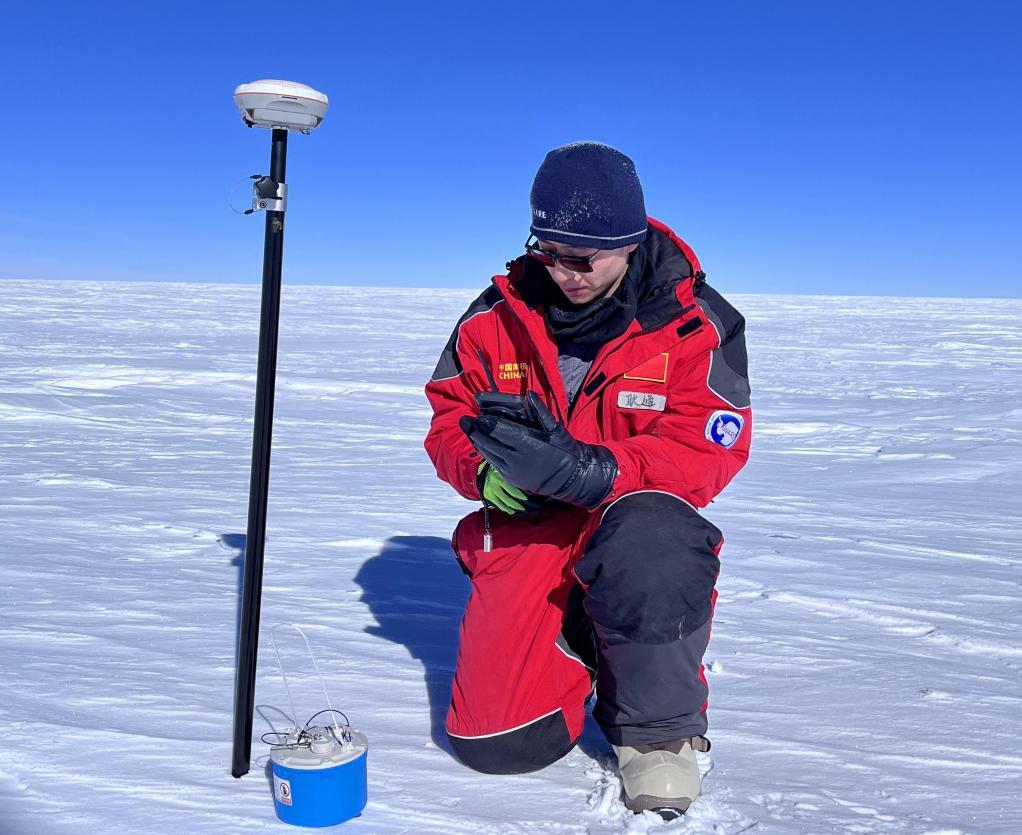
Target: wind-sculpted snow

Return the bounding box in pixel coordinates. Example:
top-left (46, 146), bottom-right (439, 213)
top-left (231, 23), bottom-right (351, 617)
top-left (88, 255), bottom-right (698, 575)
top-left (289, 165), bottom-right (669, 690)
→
top-left (0, 280), bottom-right (1019, 833)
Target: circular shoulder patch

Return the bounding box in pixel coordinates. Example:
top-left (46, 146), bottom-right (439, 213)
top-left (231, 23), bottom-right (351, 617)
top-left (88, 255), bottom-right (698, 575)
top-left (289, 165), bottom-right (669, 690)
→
top-left (705, 410), bottom-right (745, 448)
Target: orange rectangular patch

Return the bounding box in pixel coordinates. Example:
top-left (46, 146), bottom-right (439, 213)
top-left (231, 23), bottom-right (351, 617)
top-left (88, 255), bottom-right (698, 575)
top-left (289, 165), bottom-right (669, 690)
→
top-left (623, 352), bottom-right (669, 383)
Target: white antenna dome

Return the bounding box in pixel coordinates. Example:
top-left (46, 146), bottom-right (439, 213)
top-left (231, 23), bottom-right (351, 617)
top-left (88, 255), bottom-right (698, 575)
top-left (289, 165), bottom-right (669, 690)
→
top-left (234, 79), bottom-right (328, 132)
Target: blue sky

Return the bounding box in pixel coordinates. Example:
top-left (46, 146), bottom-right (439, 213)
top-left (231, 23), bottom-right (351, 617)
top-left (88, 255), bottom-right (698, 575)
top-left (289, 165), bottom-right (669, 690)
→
top-left (4, 1), bottom-right (1019, 297)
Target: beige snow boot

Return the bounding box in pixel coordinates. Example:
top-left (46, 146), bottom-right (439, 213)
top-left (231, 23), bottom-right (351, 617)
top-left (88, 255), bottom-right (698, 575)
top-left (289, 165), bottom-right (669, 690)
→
top-left (612, 736), bottom-right (710, 819)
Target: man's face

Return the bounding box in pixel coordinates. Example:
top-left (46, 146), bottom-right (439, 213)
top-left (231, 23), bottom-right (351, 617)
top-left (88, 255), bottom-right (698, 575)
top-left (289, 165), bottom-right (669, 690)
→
top-left (538, 240), bottom-right (638, 306)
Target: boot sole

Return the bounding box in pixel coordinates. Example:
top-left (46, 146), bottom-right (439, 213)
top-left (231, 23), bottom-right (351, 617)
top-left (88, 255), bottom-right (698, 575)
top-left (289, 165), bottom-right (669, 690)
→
top-left (624, 791), bottom-right (693, 818)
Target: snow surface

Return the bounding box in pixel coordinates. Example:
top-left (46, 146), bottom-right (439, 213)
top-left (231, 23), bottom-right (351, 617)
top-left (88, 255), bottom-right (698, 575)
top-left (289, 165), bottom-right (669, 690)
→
top-left (1, 280), bottom-right (1020, 834)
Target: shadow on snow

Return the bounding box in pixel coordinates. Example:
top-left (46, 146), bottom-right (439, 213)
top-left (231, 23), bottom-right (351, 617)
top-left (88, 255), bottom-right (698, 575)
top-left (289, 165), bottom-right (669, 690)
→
top-left (354, 535), bottom-right (468, 755)
top-left (226, 530), bottom-right (610, 767)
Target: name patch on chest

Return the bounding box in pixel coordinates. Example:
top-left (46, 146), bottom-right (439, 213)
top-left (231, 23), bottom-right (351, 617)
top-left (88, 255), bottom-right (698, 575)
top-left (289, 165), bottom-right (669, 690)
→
top-left (618, 391), bottom-right (667, 412)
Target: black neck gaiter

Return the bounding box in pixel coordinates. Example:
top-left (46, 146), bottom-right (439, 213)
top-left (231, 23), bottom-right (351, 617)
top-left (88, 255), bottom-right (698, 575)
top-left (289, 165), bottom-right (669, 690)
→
top-left (543, 271), bottom-right (638, 346)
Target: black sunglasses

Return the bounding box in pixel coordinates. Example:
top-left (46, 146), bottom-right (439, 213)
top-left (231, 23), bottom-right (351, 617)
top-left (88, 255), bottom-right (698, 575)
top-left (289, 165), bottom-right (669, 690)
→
top-left (524, 235), bottom-right (602, 273)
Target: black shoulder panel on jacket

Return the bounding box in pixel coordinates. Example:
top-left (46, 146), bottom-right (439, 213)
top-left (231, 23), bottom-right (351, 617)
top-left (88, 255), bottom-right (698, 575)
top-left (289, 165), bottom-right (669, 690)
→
top-left (430, 285), bottom-right (504, 382)
top-left (694, 282), bottom-right (751, 409)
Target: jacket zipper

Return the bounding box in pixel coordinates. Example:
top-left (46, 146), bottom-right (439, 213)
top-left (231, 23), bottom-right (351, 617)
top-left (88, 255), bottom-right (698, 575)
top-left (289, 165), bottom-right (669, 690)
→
top-left (499, 296), bottom-right (566, 424)
top-left (483, 504), bottom-right (492, 552)
top-left (473, 346), bottom-right (500, 553)
top-left (474, 287), bottom-right (564, 554)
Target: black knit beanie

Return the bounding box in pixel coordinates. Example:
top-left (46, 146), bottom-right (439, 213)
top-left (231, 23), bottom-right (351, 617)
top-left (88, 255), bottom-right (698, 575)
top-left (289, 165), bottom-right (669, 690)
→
top-left (529, 142), bottom-right (647, 250)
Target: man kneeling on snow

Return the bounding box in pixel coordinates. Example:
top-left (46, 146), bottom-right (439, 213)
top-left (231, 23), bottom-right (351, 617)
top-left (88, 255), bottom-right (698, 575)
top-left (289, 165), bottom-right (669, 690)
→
top-left (424, 142), bottom-right (752, 819)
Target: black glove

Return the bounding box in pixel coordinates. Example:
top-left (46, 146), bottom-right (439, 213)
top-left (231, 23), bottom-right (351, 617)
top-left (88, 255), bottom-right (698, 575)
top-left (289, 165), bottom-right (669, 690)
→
top-left (473, 391), bottom-right (556, 514)
top-left (460, 391), bottom-right (618, 509)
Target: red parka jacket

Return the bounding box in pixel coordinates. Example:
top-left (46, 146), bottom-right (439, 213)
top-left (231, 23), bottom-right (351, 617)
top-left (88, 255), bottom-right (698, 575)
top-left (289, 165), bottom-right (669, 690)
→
top-left (425, 219), bottom-right (752, 511)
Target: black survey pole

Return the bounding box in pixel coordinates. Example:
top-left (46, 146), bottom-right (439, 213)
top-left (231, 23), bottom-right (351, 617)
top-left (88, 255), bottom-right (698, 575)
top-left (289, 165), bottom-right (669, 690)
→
top-left (232, 128), bottom-right (288, 778)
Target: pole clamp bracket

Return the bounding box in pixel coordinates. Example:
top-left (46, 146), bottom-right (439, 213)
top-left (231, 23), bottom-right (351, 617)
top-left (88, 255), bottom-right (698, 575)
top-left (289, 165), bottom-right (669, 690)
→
top-left (250, 176), bottom-right (288, 213)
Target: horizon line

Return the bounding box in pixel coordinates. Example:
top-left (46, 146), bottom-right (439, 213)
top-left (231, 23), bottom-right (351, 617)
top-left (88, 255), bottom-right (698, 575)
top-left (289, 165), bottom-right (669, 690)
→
top-left (1, 275), bottom-right (1019, 303)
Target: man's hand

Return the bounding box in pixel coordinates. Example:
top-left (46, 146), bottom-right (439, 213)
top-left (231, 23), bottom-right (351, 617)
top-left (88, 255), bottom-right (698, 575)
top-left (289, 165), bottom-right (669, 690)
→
top-left (461, 392), bottom-right (618, 509)
top-left (473, 391), bottom-right (555, 514)
top-left (477, 462), bottom-right (548, 515)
